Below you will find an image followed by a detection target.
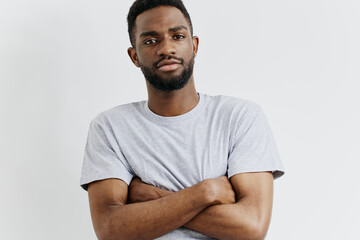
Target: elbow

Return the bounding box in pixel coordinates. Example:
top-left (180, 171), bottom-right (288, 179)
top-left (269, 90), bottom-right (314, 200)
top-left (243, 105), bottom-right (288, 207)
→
top-left (98, 234), bottom-right (129, 240)
top-left (94, 214), bottom-right (135, 240)
top-left (97, 226), bottom-right (132, 240)
top-left (233, 216), bottom-right (270, 240)
top-left (245, 222), bottom-right (268, 240)
top-left (95, 223), bottom-right (120, 240)
top-left (97, 223), bottom-right (140, 240)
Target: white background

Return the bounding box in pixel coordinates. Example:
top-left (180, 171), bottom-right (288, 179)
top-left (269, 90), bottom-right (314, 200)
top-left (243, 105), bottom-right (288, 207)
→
top-left (1, 0), bottom-right (359, 239)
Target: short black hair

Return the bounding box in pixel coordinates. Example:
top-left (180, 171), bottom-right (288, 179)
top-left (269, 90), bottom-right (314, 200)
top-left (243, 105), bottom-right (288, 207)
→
top-left (127, 0), bottom-right (193, 47)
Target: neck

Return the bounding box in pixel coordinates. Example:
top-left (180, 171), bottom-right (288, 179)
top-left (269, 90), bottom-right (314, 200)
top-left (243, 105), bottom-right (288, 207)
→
top-left (146, 77), bottom-right (199, 117)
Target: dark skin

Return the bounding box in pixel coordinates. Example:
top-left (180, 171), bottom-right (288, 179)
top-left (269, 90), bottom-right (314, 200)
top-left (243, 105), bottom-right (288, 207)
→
top-left (127, 6), bottom-right (199, 117)
top-left (127, 173), bottom-right (273, 240)
top-left (88, 6), bottom-right (274, 240)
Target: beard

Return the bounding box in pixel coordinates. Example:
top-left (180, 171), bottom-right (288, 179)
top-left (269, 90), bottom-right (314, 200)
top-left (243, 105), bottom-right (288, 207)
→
top-left (139, 55), bottom-right (194, 92)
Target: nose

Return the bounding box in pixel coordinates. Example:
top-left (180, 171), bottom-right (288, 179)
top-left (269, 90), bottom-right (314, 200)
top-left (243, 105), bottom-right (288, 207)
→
top-left (156, 38), bottom-right (176, 57)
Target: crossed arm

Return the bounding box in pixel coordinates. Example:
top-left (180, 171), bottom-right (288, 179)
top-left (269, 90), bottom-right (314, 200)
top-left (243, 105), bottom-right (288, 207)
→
top-left (88, 172), bottom-right (273, 240)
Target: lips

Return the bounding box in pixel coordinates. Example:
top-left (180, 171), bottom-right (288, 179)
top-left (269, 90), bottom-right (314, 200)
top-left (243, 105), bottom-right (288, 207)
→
top-left (156, 58), bottom-right (182, 72)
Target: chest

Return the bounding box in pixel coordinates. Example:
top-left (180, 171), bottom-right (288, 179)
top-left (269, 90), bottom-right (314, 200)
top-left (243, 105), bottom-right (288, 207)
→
top-left (118, 120), bottom-right (230, 191)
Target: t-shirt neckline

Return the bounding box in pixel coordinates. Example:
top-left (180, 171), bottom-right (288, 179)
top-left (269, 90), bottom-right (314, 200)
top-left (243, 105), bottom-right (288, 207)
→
top-left (142, 92), bottom-right (205, 124)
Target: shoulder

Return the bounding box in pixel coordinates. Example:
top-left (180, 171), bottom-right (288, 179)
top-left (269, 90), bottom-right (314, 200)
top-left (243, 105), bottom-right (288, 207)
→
top-left (90, 100), bottom-right (146, 128)
top-left (202, 93), bottom-right (262, 118)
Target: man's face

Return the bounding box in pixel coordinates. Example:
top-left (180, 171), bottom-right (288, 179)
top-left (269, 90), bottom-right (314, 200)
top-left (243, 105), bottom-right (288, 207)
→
top-left (129, 6), bottom-right (198, 92)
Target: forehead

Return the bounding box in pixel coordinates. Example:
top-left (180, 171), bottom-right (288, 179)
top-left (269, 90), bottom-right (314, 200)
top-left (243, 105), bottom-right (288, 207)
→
top-left (135, 6), bottom-right (190, 35)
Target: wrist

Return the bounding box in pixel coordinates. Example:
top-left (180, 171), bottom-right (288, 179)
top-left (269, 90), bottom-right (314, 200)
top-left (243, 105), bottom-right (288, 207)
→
top-left (198, 179), bottom-right (218, 206)
top-left (154, 186), bottom-right (172, 198)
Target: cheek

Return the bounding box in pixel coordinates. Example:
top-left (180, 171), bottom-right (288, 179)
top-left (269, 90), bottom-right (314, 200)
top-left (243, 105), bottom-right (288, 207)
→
top-left (137, 53), bottom-right (152, 67)
top-left (140, 48), bottom-right (159, 60)
top-left (183, 40), bottom-right (195, 56)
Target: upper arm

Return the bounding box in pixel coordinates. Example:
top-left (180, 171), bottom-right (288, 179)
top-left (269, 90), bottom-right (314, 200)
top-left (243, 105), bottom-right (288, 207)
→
top-left (88, 178), bottom-right (129, 239)
top-left (230, 172), bottom-right (274, 237)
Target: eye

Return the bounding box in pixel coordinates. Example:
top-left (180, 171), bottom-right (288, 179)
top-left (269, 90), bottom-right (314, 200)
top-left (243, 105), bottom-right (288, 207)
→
top-left (173, 34), bottom-right (185, 40)
top-left (144, 39), bottom-right (157, 45)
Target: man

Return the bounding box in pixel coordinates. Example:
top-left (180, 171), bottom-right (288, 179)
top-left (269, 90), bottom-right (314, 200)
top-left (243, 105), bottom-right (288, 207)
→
top-left (80, 0), bottom-right (284, 239)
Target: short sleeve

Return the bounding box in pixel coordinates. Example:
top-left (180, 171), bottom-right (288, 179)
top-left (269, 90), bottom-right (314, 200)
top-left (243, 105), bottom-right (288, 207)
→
top-left (227, 105), bottom-right (284, 179)
top-left (80, 117), bottom-right (134, 190)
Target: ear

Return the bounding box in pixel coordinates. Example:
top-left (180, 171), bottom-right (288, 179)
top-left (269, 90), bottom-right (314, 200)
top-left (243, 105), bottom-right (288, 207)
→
top-left (192, 36), bottom-right (199, 57)
top-left (127, 47), bottom-right (140, 67)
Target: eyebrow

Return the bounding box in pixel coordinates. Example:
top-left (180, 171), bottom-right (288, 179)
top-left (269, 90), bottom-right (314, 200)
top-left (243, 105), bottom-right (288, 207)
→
top-left (139, 25), bottom-right (188, 38)
top-left (169, 25), bottom-right (188, 33)
top-left (140, 31), bottom-right (158, 38)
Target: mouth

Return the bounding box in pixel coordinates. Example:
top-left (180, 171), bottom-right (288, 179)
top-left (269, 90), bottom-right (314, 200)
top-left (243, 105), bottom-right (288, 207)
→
top-left (158, 63), bottom-right (181, 72)
top-left (156, 58), bottom-right (182, 72)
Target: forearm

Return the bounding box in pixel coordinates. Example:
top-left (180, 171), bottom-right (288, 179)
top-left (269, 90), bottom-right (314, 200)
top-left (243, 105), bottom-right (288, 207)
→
top-left (94, 181), bottom-right (213, 240)
top-left (138, 183), bottom-right (269, 240)
top-left (184, 202), bottom-right (269, 240)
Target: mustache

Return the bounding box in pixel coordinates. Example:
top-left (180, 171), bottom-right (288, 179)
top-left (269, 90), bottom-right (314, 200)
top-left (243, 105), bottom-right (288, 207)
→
top-left (153, 56), bottom-right (184, 68)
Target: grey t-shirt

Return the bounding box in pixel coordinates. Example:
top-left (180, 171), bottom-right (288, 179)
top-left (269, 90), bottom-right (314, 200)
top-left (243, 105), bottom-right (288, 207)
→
top-left (80, 93), bottom-right (284, 239)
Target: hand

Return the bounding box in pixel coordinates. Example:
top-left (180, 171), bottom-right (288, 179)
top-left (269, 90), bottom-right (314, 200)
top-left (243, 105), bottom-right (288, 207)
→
top-left (204, 176), bottom-right (236, 205)
top-left (128, 177), bottom-right (172, 203)
top-left (128, 176), bottom-right (235, 206)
